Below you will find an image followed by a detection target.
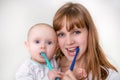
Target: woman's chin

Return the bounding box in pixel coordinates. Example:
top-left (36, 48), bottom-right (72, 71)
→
top-left (66, 56), bottom-right (74, 61)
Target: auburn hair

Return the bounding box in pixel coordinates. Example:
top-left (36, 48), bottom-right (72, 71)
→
top-left (53, 2), bottom-right (117, 80)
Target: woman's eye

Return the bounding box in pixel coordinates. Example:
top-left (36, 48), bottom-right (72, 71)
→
top-left (74, 31), bottom-right (81, 35)
top-left (57, 33), bottom-right (64, 37)
top-left (47, 41), bottom-right (52, 45)
top-left (35, 40), bottom-right (40, 44)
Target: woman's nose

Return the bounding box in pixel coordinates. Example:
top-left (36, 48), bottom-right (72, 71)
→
top-left (66, 35), bottom-right (74, 45)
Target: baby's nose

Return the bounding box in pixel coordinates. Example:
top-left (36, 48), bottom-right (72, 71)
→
top-left (40, 42), bottom-right (46, 50)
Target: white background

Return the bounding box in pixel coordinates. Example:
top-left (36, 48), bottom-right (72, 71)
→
top-left (0, 0), bottom-right (120, 80)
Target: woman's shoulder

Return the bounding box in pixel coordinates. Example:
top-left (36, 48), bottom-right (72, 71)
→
top-left (106, 69), bottom-right (120, 80)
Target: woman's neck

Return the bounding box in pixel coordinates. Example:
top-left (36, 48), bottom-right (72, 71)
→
top-left (59, 54), bottom-right (86, 73)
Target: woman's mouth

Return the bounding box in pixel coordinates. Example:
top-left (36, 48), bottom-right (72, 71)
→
top-left (66, 47), bottom-right (76, 56)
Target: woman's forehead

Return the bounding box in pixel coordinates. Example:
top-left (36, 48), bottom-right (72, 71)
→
top-left (54, 15), bottom-right (86, 32)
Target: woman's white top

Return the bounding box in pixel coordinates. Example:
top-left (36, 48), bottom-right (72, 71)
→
top-left (88, 68), bottom-right (120, 80)
top-left (16, 58), bottom-right (58, 80)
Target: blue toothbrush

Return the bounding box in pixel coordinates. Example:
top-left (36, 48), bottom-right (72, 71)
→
top-left (40, 52), bottom-right (59, 80)
top-left (70, 47), bottom-right (80, 71)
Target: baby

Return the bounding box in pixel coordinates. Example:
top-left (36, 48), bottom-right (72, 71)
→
top-left (16, 23), bottom-right (61, 80)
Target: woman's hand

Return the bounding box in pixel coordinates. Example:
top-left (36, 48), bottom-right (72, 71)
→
top-left (62, 68), bottom-right (87, 80)
top-left (47, 69), bottom-right (63, 80)
top-left (75, 68), bottom-right (87, 80)
top-left (62, 70), bottom-right (77, 80)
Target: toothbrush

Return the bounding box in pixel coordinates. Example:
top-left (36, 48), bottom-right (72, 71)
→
top-left (40, 52), bottom-right (53, 70)
top-left (40, 52), bottom-right (59, 80)
top-left (70, 47), bottom-right (80, 71)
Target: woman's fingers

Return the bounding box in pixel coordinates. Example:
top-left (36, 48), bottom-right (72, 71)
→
top-left (75, 68), bottom-right (87, 79)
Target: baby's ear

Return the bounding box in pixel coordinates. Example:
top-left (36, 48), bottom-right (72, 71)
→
top-left (24, 41), bottom-right (29, 49)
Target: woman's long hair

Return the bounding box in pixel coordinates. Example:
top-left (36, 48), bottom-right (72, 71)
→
top-left (53, 2), bottom-right (117, 80)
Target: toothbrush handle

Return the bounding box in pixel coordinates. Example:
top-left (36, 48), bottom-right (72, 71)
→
top-left (70, 53), bottom-right (77, 71)
top-left (55, 77), bottom-right (59, 80)
top-left (45, 57), bottom-right (60, 80)
top-left (41, 52), bottom-right (60, 80)
top-left (45, 57), bottom-right (53, 70)
top-left (46, 58), bottom-right (60, 80)
top-left (41, 52), bottom-right (53, 70)
top-left (70, 47), bottom-right (80, 71)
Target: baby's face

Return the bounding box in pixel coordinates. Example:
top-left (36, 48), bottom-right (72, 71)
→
top-left (26, 25), bottom-right (58, 63)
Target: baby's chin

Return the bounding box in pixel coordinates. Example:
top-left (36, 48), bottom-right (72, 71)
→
top-left (38, 60), bottom-right (46, 64)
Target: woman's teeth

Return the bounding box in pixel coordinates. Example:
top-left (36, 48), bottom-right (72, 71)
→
top-left (68, 48), bottom-right (75, 50)
top-left (67, 48), bottom-right (76, 55)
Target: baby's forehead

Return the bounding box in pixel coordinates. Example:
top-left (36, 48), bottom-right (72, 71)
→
top-left (31, 24), bottom-right (52, 31)
top-left (31, 24), bottom-right (57, 36)
top-left (34, 24), bottom-right (51, 29)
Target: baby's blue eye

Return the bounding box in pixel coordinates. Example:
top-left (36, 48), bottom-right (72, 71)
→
top-left (35, 40), bottom-right (40, 44)
top-left (47, 41), bottom-right (52, 45)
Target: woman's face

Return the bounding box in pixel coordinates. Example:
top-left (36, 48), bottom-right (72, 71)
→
top-left (56, 19), bottom-right (88, 61)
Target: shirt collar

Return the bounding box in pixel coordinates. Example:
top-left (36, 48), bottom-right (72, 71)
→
top-left (29, 58), bottom-right (47, 68)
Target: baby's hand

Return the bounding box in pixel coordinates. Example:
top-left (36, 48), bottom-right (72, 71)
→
top-left (47, 69), bottom-right (63, 80)
top-left (75, 68), bottom-right (87, 80)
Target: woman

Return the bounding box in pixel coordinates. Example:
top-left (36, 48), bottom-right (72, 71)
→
top-left (52, 2), bottom-right (120, 80)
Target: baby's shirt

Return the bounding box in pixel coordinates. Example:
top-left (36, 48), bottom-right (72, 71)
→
top-left (16, 57), bottom-right (58, 80)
